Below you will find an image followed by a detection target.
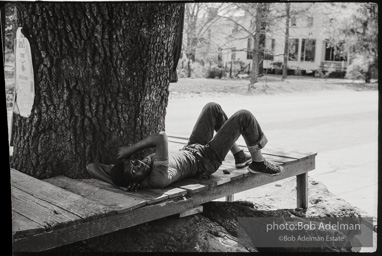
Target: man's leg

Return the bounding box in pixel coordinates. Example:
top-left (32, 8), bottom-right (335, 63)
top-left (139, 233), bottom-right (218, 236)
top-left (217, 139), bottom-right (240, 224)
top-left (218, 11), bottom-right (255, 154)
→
top-left (207, 109), bottom-right (283, 175)
top-left (187, 102), bottom-right (242, 155)
top-left (207, 109), bottom-right (266, 162)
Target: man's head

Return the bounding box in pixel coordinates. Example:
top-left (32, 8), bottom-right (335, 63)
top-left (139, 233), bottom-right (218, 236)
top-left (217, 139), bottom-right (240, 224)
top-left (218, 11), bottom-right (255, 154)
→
top-left (111, 159), bottom-right (150, 187)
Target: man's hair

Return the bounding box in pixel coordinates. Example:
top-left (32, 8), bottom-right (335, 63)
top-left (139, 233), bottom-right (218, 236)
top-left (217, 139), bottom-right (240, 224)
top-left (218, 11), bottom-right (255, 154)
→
top-left (110, 160), bottom-right (130, 187)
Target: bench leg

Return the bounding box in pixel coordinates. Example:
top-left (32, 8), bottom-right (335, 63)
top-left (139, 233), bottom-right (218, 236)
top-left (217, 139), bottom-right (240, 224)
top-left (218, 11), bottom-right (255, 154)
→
top-left (179, 205), bottom-right (203, 218)
top-left (226, 195), bottom-right (234, 202)
top-left (296, 173), bottom-right (308, 209)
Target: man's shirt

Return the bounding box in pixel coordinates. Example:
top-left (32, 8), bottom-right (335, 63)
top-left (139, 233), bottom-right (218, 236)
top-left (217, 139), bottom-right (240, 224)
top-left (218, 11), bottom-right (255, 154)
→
top-left (140, 144), bottom-right (220, 188)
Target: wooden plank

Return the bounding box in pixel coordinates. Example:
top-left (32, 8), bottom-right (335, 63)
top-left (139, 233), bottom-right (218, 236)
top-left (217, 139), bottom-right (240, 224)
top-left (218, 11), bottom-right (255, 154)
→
top-left (209, 172), bottom-right (231, 186)
top-left (11, 169), bottom-right (113, 221)
top-left (167, 135), bottom-right (189, 141)
top-left (145, 187), bottom-right (187, 199)
top-left (179, 205), bottom-right (203, 218)
top-left (220, 162), bottom-right (234, 168)
top-left (217, 167), bottom-right (249, 180)
top-left (296, 173), bottom-right (308, 209)
top-left (168, 140), bottom-right (188, 148)
top-left (167, 135), bottom-right (316, 160)
top-left (241, 145), bottom-right (314, 160)
top-left (174, 174), bottom-right (230, 191)
top-left (170, 178), bottom-right (209, 194)
top-left (80, 178), bottom-right (168, 205)
top-left (45, 176), bottom-right (146, 213)
top-left (168, 137), bottom-right (188, 145)
top-left (11, 187), bottom-right (82, 234)
top-left (263, 155), bottom-right (297, 164)
top-left (13, 198), bottom-right (195, 252)
top-left (12, 211), bottom-right (45, 239)
top-left (191, 156), bottom-right (316, 206)
top-left (268, 147), bottom-right (317, 159)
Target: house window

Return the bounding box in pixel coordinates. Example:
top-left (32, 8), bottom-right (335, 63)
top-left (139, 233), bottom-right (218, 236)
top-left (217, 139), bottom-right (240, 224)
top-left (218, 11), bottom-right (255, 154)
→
top-left (247, 37), bottom-right (253, 59)
top-left (325, 41), bottom-right (347, 61)
top-left (307, 17), bottom-right (313, 27)
top-left (288, 38), bottom-right (299, 61)
top-left (301, 39), bottom-right (316, 62)
top-left (291, 16), bottom-right (297, 27)
top-left (231, 47), bottom-right (236, 61)
top-left (264, 38), bottom-right (275, 61)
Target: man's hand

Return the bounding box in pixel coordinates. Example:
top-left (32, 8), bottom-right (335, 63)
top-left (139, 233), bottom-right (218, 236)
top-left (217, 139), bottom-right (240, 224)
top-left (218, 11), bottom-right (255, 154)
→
top-left (126, 182), bottom-right (142, 192)
top-left (117, 146), bottom-right (134, 159)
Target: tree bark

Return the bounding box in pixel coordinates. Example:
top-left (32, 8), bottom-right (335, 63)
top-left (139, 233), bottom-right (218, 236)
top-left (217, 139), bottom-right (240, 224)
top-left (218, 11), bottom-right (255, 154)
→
top-left (11, 2), bottom-right (184, 179)
top-left (258, 3), bottom-right (269, 77)
top-left (249, 4), bottom-right (262, 89)
top-left (282, 3), bottom-right (290, 80)
top-left (170, 5), bottom-right (184, 83)
top-left (1, 7), bottom-right (5, 62)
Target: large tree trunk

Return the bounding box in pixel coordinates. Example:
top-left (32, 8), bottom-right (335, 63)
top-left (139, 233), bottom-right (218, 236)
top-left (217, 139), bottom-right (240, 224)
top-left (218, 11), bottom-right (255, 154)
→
top-left (11, 2), bottom-right (184, 179)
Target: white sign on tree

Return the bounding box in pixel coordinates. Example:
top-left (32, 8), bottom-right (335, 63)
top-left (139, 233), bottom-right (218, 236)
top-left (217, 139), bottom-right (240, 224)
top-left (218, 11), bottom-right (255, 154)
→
top-left (14, 27), bottom-right (35, 118)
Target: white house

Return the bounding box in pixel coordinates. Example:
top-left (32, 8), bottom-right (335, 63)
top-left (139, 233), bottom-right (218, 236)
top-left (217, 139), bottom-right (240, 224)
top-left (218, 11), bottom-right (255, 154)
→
top-left (200, 7), bottom-right (349, 76)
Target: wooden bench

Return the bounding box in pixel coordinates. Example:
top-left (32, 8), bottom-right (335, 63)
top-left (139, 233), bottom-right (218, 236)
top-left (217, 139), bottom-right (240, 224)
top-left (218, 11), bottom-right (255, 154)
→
top-left (11, 135), bottom-right (316, 252)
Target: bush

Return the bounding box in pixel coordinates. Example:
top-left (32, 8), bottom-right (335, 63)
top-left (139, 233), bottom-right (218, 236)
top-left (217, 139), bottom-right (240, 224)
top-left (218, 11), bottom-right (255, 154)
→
top-left (345, 55), bottom-right (374, 81)
top-left (176, 59), bottom-right (209, 78)
top-left (193, 62), bottom-right (208, 78)
top-left (327, 71), bottom-right (346, 78)
top-left (206, 66), bottom-right (225, 79)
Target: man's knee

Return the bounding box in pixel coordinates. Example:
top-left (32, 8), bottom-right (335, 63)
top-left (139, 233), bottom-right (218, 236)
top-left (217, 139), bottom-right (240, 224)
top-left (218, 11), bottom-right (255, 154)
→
top-left (235, 109), bottom-right (253, 119)
top-left (204, 102), bottom-right (221, 111)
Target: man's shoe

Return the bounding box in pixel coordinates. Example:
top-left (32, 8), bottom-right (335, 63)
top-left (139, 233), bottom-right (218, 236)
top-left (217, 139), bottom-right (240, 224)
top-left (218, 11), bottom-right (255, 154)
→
top-left (234, 151), bottom-right (252, 168)
top-left (247, 159), bottom-right (283, 176)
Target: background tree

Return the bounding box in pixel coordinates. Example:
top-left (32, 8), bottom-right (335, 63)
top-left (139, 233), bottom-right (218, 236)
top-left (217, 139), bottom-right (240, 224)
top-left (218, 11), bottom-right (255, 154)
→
top-left (320, 2), bottom-right (378, 82)
top-left (183, 3), bottom-right (227, 61)
top-left (218, 3), bottom-right (314, 86)
top-left (10, 2), bottom-right (184, 179)
top-left (218, 3), bottom-right (270, 89)
top-left (264, 2), bottom-right (314, 80)
top-left (282, 2), bottom-right (290, 80)
top-left (182, 3), bottom-right (228, 77)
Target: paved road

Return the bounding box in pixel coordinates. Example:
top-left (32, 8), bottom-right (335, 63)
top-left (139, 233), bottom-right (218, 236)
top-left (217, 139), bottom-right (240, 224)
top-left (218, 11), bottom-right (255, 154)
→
top-left (165, 90), bottom-right (378, 218)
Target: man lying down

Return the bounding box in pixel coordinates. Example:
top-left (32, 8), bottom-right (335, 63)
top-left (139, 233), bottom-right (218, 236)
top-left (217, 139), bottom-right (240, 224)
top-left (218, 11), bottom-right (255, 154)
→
top-left (87, 102), bottom-right (283, 192)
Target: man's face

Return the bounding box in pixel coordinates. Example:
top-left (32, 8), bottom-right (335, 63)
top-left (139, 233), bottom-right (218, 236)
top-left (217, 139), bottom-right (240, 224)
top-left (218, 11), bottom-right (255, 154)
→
top-left (123, 159), bottom-right (150, 182)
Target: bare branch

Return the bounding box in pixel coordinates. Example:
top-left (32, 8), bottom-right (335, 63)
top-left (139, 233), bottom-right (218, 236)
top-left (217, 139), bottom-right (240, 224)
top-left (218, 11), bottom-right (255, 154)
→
top-left (218, 15), bottom-right (254, 36)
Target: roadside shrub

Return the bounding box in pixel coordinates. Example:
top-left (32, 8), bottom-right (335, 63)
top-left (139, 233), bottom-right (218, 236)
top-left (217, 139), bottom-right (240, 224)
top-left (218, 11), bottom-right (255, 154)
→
top-left (327, 71), bottom-right (346, 78)
top-left (177, 68), bottom-right (188, 79)
top-left (193, 62), bottom-right (208, 78)
top-left (207, 66), bottom-right (225, 79)
top-left (345, 55), bottom-right (374, 81)
top-left (176, 59), bottom-right (209, 79)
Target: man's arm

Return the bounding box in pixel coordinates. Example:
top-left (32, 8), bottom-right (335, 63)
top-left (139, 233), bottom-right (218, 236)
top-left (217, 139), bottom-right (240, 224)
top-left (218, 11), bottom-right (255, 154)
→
top-left (117, 131), bottom-right (168, 160)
